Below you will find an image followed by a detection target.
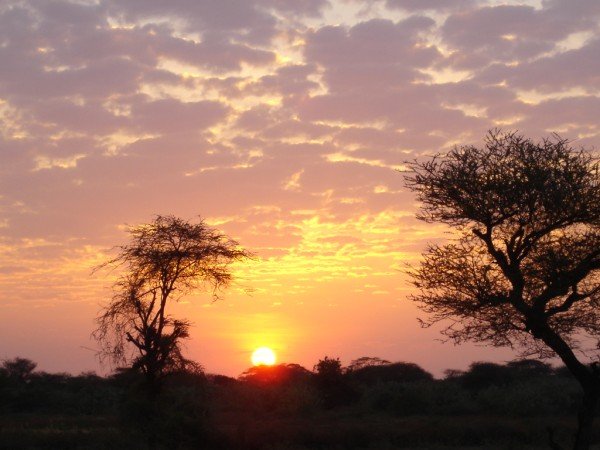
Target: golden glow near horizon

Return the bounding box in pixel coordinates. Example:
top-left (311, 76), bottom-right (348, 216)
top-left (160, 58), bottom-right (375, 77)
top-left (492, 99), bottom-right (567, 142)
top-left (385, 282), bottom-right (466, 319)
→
top-left (251, 347), bottom-right (277, 366)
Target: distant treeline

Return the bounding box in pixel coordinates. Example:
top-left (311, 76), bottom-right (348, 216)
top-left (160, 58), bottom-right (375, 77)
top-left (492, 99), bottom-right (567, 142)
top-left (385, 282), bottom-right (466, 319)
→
top-left (0, 355), bottom-right (591, 449)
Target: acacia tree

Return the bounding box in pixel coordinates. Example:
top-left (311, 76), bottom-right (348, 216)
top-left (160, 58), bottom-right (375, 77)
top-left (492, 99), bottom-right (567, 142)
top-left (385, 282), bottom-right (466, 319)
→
top-left (93, 215), bottom-right (251, 391)
top-left (405, 130), bottom-right (600, 450)
top-left (1, 357), bottom-right (37, 382)
top-left (346, 356), bottom-right (391, 372)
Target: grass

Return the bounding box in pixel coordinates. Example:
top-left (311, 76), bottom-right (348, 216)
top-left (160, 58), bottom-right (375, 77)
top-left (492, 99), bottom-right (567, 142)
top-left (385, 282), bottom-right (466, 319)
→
top-left (0, 411), bottom-right (590, 450)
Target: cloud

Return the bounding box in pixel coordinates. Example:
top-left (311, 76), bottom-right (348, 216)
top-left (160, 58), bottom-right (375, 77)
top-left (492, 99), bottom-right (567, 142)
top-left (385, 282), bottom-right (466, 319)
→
top-left (441, 1), bottom-right (600, 70)
top-left (130, 98), bottom-right (229, 134)
top-left (105, 0), bottom-right (329, 46)
top-left (305, 17), bottom-right (440, 92)
top-left (0, 0), bottom-right (598, 375)
top-left (247, 64), bottom-right (320, 100)
top-left (385, 0), bottom-right (476, 12)
top-left (477, 38), bottom-right (600, 93)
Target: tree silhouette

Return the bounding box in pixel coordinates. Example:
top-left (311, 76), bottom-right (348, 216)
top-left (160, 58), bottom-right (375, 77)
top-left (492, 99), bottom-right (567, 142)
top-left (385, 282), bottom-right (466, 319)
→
top-left (313, 356), bottom-right (343, 383)
top-left (347, 356), bottom-right (391, 372)
top-left (405, 130), bottom-right (600, 450)
top-left (239, 363), bottom-right (311, 386)
top-left (1, 357), bottom-right (37, 382)
top-left (313, 356), bottom-right (356, 407)
top-left (93, 215), bottom-right (251, 392)
top-left (349, 361), bottom-right (433, 385)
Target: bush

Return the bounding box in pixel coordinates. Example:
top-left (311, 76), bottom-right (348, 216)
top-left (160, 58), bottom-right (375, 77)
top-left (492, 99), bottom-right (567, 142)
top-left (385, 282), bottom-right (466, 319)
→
top-left (476, 377), bottom-right (581, 416)
top-left (361, 380), bottom-right (478, 415)
top-left (349, 362), bottom-right (434, 385)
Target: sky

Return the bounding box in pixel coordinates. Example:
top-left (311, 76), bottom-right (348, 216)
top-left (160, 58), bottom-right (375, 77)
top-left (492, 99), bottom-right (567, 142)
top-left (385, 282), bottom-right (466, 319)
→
top-left (0, 0), bottom-right (599, 377)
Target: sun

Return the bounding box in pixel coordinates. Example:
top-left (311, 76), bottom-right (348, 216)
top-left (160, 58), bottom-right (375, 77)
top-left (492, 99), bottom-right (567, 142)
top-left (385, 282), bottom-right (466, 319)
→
top-left (251, 347), bottom-right (276, 366)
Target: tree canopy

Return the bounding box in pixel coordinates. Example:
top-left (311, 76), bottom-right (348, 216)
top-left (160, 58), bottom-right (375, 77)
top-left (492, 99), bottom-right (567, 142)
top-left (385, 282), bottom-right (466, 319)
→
top-left (405, 130), bottom-right (600, 449)
top-left (94, 215), bottom-right (252, 386)
top-left (406, 131), bottom-right (600, 355)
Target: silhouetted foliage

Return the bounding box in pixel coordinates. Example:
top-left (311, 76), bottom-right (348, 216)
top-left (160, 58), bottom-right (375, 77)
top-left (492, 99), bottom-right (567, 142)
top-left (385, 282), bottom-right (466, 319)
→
top-left (2, 357), bottom-right (37, 382)
top-left (450, 359), bottom-right (554, 391)
top-left (443, 369), bottom-right (465, 380)
top-left (0, 356), bottom-right (596, 449)
top-left (116, 367), bottom-right (214, 449)
top-left (0, 360), bottom-right (119, 417)
top-left (93, 215), bottom-right (251, 392)
top-left (239, 363), bottom-right (311, 386)
top-left (313, 356), bottom-right (343, 383)
top-left (458, 362), bottom-right (512, 390)
top-left (314, 356), bottom-right (357, 407)
top-left (207, 373), bottom-right (237, 386)
top-left (349, 361), bottom-right (434, 385)
top-left (406, 130), bottom-right (600, 450)
top-left (346, 356), bottom-right (390, 372)
top-left (229, 364), bottom-right (321, 417)
top-left (507, 359), bottom-right (553, 379)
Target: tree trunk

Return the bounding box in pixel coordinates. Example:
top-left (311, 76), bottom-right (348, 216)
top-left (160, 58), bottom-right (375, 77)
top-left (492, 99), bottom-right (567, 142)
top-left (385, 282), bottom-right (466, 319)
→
top-left (574, 387), bottom-right (598, 450)
top-left (530, 322), bottom-right (598, 449)
top-left (144, 371), bottom-right (162, 400)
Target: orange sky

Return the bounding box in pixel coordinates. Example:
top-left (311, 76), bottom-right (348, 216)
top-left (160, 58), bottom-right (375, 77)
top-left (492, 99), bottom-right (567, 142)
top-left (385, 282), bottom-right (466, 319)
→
top-left (0, 0), bottom-right (598, 377)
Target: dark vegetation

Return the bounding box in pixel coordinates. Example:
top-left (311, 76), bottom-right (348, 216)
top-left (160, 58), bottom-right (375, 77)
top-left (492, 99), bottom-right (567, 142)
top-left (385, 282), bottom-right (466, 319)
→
top-left (1, 356), bottom-right (597, 449)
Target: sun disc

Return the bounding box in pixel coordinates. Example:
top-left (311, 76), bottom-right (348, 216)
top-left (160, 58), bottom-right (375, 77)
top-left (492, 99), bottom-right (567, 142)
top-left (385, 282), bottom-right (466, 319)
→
top-left (251, 347), bottom-right (276, 366)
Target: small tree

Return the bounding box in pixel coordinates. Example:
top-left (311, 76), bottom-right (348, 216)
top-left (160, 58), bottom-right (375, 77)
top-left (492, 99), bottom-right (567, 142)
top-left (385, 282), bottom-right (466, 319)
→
top-left (93, 215), bottom-right (251, 392)
top-left (349, 362), bottom-right (434, 385)
top-left (347, 356), bottom-right (391, 372)
top-left (313, 356), bottom-right (355, 407)
top-left (1, 357), bottom-right (37, 382)
top-left (314, 356), bottom-right (343, 382)
top-left (405, 130), bottom-right (600, 449)
top-left (239, 363), bottom-right (311, 386)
